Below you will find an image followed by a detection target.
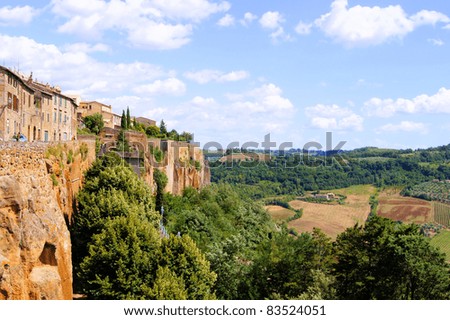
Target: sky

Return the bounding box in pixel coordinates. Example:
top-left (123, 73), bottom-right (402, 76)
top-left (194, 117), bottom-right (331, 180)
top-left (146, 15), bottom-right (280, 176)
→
top-left (1, 0), bottom-right (450, 150)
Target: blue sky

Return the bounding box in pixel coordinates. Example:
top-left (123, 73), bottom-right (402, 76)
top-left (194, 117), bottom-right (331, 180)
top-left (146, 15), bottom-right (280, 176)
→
top-left (1, 0), bottom-right (450, 150)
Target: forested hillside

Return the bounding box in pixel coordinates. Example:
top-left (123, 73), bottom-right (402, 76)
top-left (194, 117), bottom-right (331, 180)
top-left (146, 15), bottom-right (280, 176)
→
top-left (210, 144), bottom-right (450, 199)
top-left (70, 151), bottom-right (450, 300)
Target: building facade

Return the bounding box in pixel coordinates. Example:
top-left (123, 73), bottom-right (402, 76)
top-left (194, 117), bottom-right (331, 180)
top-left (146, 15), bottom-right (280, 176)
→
top-left (78, 101), bottom-right (120, 129)
top-left (0, 66), bottom-right (77, 142)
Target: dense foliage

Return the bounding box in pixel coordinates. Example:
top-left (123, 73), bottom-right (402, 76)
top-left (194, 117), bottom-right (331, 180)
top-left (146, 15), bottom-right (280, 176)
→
top-left (83, 113), bottom-right (104, 135)
top-left (72, 153), bottom-right (216, 299)
top-left (402, 181), bottom-right (450, 202)
top-left (71, 148), bottom-right (450, 300)
top-left (333, 216), bottom-right (450, 299)
top-left (210, 145), bottom-right (450, 199)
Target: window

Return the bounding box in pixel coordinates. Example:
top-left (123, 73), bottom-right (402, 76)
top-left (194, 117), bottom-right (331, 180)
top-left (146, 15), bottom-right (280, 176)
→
top-left (59, 112), bottom-right (62, 123)
top-left (59, 97), bottom-right (62, 106)
top-left (47, 113), bottom-right (50, 122)
top-left (54, 95), bottom-right (57, 105)
top-left (53, 112), bottom-right (57, 123)
top-left (7, 92), bottom-right (12, 109)
top-left (44, 131), bottom-right (49, 142)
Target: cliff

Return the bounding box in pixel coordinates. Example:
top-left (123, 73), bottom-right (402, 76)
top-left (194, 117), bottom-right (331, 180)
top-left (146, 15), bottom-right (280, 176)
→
top-left (99, 129), bottom-right (210, 195)
top-left (0, 132), bottom-right (209, 300)
top-left (0, 140), bottom-right (95, 300)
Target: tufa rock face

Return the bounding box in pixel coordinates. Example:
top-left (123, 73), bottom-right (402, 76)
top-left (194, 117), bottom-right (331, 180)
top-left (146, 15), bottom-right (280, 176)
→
top-left (0, 141), bottom-right (95, 300)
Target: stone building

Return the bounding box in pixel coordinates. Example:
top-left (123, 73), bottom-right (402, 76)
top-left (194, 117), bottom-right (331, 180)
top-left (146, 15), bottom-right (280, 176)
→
top-left (0, 66), bottom-right (77, 142)
top-left (78, 101), bottom-right (122, 130)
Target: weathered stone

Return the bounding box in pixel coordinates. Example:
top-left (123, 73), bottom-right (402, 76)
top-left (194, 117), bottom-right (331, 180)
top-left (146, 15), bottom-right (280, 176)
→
top-left (0, 141), bottom-right (96, 300)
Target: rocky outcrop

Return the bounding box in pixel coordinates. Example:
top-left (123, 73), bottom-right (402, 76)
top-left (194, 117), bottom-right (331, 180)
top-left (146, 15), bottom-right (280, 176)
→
top-left (0, 140), bottom-right (95, 300)
top-left (99, 131), bottom-right (211, 195)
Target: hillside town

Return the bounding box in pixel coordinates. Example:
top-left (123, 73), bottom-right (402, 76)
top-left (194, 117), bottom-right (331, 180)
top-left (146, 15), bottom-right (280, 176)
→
top-left (0, 65), bottom-right (155, 142)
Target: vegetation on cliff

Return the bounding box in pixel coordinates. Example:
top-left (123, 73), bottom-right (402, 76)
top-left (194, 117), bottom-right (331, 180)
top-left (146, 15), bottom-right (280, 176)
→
top-left (70, 148), bottom-right (450, 300)
top-left (72, 153), bottom-right (216, 299)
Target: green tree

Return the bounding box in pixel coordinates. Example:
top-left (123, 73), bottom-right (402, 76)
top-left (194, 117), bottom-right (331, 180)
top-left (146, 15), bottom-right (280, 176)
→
top-left (121, 110), bottom-right (127, 129)
top-left (126, 106), bottom-right (131, 129)
top-left (74, 152), bottom-right (216, 300)
top-left (83, 113), bottom-right (104, 135)
top-left (159, 119), bottom-right (167, 136)
top-left (159, 235), bottom-right (217, 299)
top-left (154, 169), bottom-right (168, 214)
top-left (333, 216), bottom-right (450, 299)
top-left (79, 213), bottom-right (216, 299)
top-left (206, 235), bottom-right (250, 300)
top-left (79, 213), bottom-right (162, 299)
top-left (148, 267), bottom-right (188, 300)
top-left (180, 131), bottom-right (193, 142)
top-left (245, 229), bottom-right (334, 299)
top-left (72, 153), bottom-right (159, 292)
top-left (116, 129), bottom-right (130, 152)
top-left (168, 129), bottom-right (179, 141)
top-left (145, 125), bottom-right (160, 137)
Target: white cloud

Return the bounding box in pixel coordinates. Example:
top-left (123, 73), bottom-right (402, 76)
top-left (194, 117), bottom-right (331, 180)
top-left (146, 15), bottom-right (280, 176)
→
top-left (217, 14), bottom-right (235, 27)
top-left (50, 0), bottom-right (230, 50)
top-left (259, 11), bottom-right (291, 42)
top-left (411, 10), bottom-right (450, 27)
top-left (63, 42), bottom-right (110, 53)
top-left (0, 5), bottom-right (39, 26)
top-left (240, 12), bottom-right (257, 26)
top-left (315, 0), bottom-right (449, 46)
top-left (150, 0), bottom-right (230, 22)
top-left (127, 21), bottom-right (193, 50)
top-left (134, 78), bottom-right (186, 96)
top-left (305, 104), bottom-right (363, 131)
top-left (364, 87), bottom-right (450, 117)
top-left (295, 21), bottom-right (312, 35)
top-left (379, 121), bottom-right (428, 134)
top-left (105, 83), bottom-right (295, 144)
top-left (259, 11), bottom-right (284, 29)
top-left (231, 83), bottom-right (294, 113)
top-left (0, 34), bottom-right (170, 98)
top-left (191, 96), bottom-right (217, 107)
top-left (184, 69), bottom-right (249, 84)
top-left (428, 38), bottom-right (444, 46)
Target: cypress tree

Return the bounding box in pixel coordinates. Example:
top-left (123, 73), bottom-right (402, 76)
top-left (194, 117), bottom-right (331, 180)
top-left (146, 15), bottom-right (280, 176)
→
top-left (126, 107), bottom-right (131, 129)
top-left (121, 110), bottom-right (126, 129)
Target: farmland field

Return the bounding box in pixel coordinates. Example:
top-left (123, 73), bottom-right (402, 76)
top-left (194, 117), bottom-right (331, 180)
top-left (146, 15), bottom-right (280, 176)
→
top-left (377, 187), bottom-right (433, 223)
top-left (287, 185), bottom-right (374, 239)
top-left (430, 230), bottom-right (450, 262)
top-left (433, 202), bottom-right (450, 227)
top-left (265, 205), bottom-right (295, 222)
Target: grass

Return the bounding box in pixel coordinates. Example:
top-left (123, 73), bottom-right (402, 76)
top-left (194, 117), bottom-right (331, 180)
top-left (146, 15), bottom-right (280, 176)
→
top-left (328, 184), bottom-right (376, 196)
top-left (265, 205), bottom-right (295, 222)
top-left (430, 230), bottom-right (450, 262)
top-left (288, 185), bottom-right (373, 239)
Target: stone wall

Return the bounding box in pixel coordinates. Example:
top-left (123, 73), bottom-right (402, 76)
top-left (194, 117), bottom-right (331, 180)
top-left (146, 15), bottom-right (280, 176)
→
top-left (0, 140), bottom-right (95, 300)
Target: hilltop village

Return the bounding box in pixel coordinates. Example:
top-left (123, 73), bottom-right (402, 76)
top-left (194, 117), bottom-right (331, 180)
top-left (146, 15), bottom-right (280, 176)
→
top-left (1, 65), bottom-right (156, 142)
top-left (0, 65), bottom-right (210, 194)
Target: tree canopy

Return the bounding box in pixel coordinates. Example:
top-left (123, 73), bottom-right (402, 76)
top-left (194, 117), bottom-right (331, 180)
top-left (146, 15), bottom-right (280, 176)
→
top-left (83, 113), bottom-right (104, 135)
